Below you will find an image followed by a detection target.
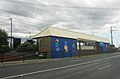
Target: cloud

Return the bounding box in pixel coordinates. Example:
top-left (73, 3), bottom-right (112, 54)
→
top-left (0, 0), bottom-right (120, 46)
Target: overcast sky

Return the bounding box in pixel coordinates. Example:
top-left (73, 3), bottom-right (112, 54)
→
top-left (0, 0), bottom-right (120, 47)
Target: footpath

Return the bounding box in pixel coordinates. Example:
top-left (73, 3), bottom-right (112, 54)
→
top-left (0, 53), bottom-right (117, 67)
top-left (0, 56), bottom-right (81, 67)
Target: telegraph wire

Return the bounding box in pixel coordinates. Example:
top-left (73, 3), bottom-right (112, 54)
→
top-left (0, 0), bottom-right (119, 33)
top-left (0, 8), bottom-right (56, 23)
top-left (3, 0), bottom-right (120, 10)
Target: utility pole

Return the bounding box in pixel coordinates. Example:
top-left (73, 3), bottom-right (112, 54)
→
top-left (10, 18), bottom-right (12, 49)
top-left (110, 26), bottom-right (116, 45)
top-left (110, 26), bottom-right (113, 45)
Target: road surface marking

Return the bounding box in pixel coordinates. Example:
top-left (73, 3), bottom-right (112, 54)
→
top-left (98, 65), bottom-right (111, 70)
top-left (70, 59), bottom-right (82, 62)
top-left (65, 60), bottom-right (107, 72)
top-left (1, 55), bottom-right (120, 79)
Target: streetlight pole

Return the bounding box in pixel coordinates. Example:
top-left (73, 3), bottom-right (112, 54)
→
top-left (10, 18), bottom-right (12, 49)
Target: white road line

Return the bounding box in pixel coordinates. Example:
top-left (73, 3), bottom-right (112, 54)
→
top-left (1, 55), bottom-right (120, 79)
top-left (98, 65), bottom-right (111, 70)
top-left (70, 59), bottom-right (82, 62)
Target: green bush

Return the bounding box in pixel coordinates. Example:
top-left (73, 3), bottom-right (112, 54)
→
top-left (16, 41), bottom-right (38, 52)
top-left (0, 45), bottom-right (10, 53)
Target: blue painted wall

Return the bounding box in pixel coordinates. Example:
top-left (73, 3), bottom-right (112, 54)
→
top-left (51, 36), bottom-right (78, 58)
top-left (99, 42), bottom-right (110, 53)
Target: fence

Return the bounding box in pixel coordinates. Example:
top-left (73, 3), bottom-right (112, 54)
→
top-left (0, 51), bottom-right (39, 63)
top-left (0, 49), bottom-right (119, 63)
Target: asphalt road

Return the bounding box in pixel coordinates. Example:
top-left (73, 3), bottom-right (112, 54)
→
top-left (0, 52), bottom-right (120, 79)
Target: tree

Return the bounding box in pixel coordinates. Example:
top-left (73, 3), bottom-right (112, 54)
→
top-left (0, 29), bottom-right (10, 53)
top-left (0, 29), bottom-right (8, 46)
top-left (16, 41), bottom-right (38, 52)
top-left (118, 46), bottom-right (120, 50)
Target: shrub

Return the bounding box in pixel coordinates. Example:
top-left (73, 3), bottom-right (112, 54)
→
top-left (16, 41), bottom-right (38, 52)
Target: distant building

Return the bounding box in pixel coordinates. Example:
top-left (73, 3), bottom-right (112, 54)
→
top-left (8, 37), bottom-right (21, 49)
top-left (31, 26), bottom-right (110, 58)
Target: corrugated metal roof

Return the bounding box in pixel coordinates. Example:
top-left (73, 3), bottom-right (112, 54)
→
top-left (33, 26), bottom-right (109, 43)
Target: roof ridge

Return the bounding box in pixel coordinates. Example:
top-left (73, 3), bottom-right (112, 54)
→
top-left (49, 26), bottom-right (107, 40)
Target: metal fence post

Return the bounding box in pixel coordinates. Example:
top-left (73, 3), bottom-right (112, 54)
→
top-left (23, 51), bottom-right (25, 62)
top-left (71, 50), bottom-right (72, 58)
top-left (62, 50), bottom-right (64, 59)
top-left (52, 51), bottom-right (53, 60)
top-left (1, 51), bottom-right (3, 64)
top-left (22, 47), bottom-right (25, 62)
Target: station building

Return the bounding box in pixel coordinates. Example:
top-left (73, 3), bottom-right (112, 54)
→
top-left (32, 26), bottom-right (110, 58)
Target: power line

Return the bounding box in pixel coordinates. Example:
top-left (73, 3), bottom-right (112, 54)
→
top-left (1, 0), bottom-right (120, 29)
top-left (0, 9), bottom-right (92, 27)
top-left (0, 8), bottom-right (56, 23)
top-left (0, 6), bottom-right (117, 26)
top-left (4, 0), bottom-right (117, 18)
top-left (0, 8), bottom-right (113, 33)
top-left (0, 14), bottom-right (42, 26)
top-left (3, 0), bottom-right (45, 7)
top-left (0, 21), bottom-right (8, 23)
top-left (3, 0), bottom-right (120, 10)
top-left (0, 15), bottom-right (58, 26)
top-left (13, 18), bottom-right (44, 26)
